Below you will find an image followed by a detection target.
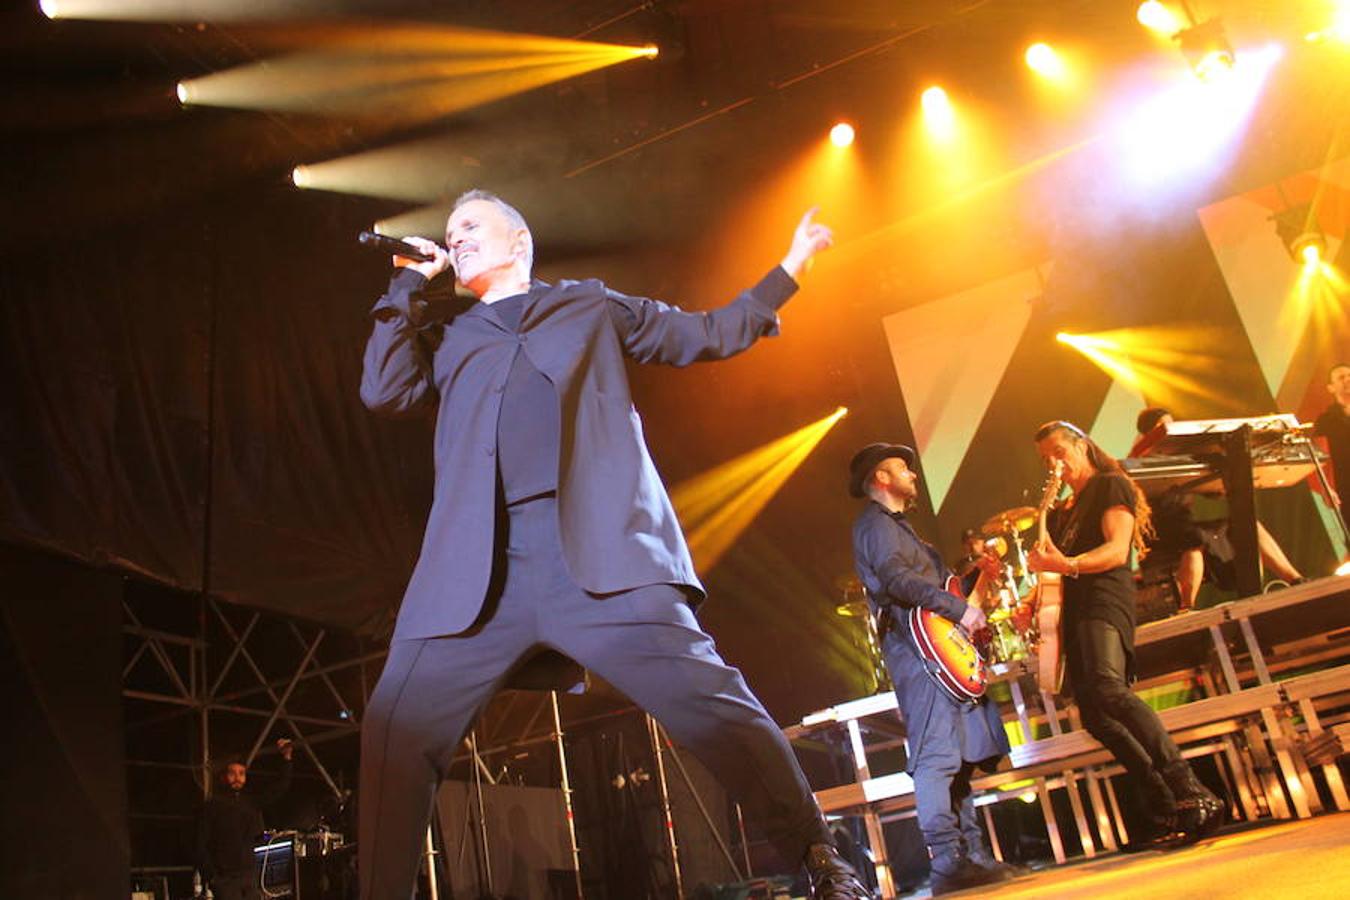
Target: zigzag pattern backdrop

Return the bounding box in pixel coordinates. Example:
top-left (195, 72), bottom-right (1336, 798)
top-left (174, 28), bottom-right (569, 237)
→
top-left (880, 157), bottom-right (1349, 562)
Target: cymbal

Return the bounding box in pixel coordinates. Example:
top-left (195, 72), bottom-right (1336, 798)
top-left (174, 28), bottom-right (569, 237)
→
top-left (980, 506), bottom-right (1038, 536)
top-left (835, 601), bottom-right (871, 618)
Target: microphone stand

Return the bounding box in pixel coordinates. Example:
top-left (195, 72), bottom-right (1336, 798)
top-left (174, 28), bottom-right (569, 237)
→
top-left (1289, 429), bottom-right (1350, 548)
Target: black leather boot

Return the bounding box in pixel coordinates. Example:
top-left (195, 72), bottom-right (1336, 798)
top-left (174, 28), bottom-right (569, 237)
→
top-left (803, 842), bottom-right (872, 899)
top-left (1162, 761), bottom-right (1225, 842)
top-left (930, 844), bottom-right (1009, 896)
top-left (966, 846), bottom-right (1028, 880)
top-left (1123, 771), bottom-right (1187, 851)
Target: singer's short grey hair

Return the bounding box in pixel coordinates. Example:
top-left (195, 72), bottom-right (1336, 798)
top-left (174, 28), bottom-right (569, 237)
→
top-left (450, 189), bottom-right (534, 274)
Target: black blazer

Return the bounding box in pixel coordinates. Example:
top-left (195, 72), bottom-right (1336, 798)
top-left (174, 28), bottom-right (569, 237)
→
top-left (361, 266), bottom-right (797, 640)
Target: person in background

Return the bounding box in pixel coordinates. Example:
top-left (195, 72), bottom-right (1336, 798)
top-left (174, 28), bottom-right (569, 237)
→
top-left (1131, 407), bottom-right (1304, 602)
top-left (196, 739), bottom-right (294, 900)
top-left (1314, 363), bottom-right (1350, 500)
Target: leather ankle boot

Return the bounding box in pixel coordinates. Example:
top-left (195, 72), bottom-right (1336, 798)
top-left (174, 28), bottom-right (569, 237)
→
top-left (803, 842), bottom-right (871, 899)
top-left (1161, 762), bottom-right (1225, 841)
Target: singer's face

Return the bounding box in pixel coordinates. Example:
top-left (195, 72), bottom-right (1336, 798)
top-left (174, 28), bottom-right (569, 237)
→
top-left (445, 200), bottom-right (523, 293)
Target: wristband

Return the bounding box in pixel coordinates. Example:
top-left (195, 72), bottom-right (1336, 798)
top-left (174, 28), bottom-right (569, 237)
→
top-left (1067, 556), bottom-right (1080, 578)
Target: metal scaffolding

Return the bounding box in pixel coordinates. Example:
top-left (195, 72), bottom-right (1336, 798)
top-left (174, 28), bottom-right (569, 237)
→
top-left (122, 587), bottom-right (381, 871)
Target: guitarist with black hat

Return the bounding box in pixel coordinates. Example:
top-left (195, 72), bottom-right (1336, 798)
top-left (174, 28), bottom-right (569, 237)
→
top-left (849, 442), bottom-right (1017, 895)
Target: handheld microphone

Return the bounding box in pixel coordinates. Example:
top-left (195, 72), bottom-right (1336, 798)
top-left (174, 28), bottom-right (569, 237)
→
top-left (357, 230), bottom-right (440, 263)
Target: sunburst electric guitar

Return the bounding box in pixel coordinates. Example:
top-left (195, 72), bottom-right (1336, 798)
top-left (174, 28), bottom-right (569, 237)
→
top-left (1032, 462), bottom-right (1066, 695)
top-left (908, 574), bottom-right (991, 705)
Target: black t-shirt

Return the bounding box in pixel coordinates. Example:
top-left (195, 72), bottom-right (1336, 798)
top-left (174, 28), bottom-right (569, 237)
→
top-left (490, 291), bottom-right (561, 504)
top-left (1315, 403), bottom-right (1350, 492)
top-left (1050, 470), bottom-right (1139, 653)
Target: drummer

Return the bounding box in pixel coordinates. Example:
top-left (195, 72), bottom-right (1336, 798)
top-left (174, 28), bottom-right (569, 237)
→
top-left (953, 527), bottom-right (988, 590)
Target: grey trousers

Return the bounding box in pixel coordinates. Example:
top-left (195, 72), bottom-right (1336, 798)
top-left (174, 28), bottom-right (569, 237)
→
top-left (358, 495), bottom-right (830, 899)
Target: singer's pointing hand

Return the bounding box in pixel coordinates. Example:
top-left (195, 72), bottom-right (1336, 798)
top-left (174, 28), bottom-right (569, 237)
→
top-left (779, 207), bottom-right (834, 280)
top-left (395, 236), bottom-right (452, 280)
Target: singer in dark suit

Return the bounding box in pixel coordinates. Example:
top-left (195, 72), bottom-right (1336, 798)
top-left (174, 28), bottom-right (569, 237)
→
top-left (356, 190), bottom-right (869, 899)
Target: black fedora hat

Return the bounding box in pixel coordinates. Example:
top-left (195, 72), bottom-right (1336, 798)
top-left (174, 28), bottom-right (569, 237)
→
top-left (848, 442), bottom-right (916, 498)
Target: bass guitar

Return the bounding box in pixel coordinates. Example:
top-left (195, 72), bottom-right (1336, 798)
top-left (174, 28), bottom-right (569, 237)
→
top-left (908, 574), bottom-right (990, 705)
top-left (1031, 462), bottom-right (1066, 694)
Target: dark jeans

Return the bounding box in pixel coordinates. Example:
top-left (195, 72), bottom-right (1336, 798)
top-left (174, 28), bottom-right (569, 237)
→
top-left (358, 495), bottom-right (830, 899)
top-left (1070, 618), bottom-right (1182, 803)
top-left (911, 739), bottom-right (992, 873)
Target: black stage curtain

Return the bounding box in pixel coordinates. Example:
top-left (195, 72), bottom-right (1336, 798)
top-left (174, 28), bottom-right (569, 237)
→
top-left (0, 192), bottom-right (431, 635)
top-left (0, 544), bottom-right (129, 899)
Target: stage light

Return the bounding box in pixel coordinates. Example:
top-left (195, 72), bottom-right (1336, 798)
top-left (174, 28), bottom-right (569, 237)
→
top-left (1025, 42), bottom-right (1066, 80)
top-left (175, 81), bottom-right (190, 105)
top-left (1271, 201), bottom-right (1328, 266)
top-left (1176, 18), bottom-right (1235, 81)
top-left (1113, 42), bottom-right (1280, 186)
top-left (290, 165), bottom-right (311, 188)
top-left (39, 0), bottom-right (59, 17)
top-left (921, 86), bottom-right (955, 141)
top-left (1137, 2), bottom-right (1182, 37)
top-left (640, 44), bottom-right (659, 58)
top-left (1301, 242), bottom-right (1324, 268)
top-left (829, 122), bottom-right (855, 148)
top-left (1337, 558), bottom-right (1350, 577)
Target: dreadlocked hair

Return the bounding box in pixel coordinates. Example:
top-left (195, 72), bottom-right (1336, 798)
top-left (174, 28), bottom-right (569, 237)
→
top-left (1034, 420), bottom-right (1155, 560)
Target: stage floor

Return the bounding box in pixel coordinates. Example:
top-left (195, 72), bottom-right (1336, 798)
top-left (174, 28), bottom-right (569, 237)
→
top-left (927, 812), bottom-right (1350, 899)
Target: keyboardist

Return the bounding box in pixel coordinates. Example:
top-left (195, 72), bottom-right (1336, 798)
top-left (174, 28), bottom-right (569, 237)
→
top-left (1314, 363), bottom-right (1350, 500)
top-left (1129, 407), bottom-right (1304, 608)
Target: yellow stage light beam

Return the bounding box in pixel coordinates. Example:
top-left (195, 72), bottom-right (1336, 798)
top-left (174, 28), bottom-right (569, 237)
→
top-left (35, 1), bottom-right (399, 22)
top-left (1025, 43), bottom-right (1067, 81)
top-left (177, 25), bottom-right (656, 119)
top-left (1056, 327), bottom-right (1235, 408)
top-left (700, 125), bottom-right (869, 293)
top-left (830, 122), bottom-right (856, 148)
top-left (286, 135), bottom-right (471, 202)
top-left (670, 407), bottom-right (847, 572)
top-left (848, 133), bottom-right (1100, 262)
top-left (1286, 257), bottom-right (1349, 362)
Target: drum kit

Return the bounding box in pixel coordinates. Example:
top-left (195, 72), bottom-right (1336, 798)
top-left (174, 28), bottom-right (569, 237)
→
top-left (836, 503), bottom-right (1049, 674)
top-left (971, 505), bottom-right (1042, 664)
